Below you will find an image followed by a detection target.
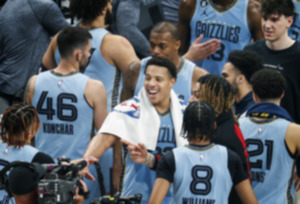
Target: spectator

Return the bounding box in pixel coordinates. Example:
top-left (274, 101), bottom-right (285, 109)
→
top-left (0, 0), bottom-right (68, 114)
top-left (244, 0), bottom-right (300, 124)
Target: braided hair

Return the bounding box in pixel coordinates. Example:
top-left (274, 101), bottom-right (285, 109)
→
top-left (197, 75), bottom-right (235, 117)
top-left (182, 101), bottom-right (216, 142)
top-left (1, 103), bottom-right (40, 147)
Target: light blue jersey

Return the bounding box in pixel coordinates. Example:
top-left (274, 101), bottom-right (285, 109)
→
top-left (55, 28), bottom-right (122, 112)
top-left (172, 144), bottom-right (232, 204)
top-left (32, 71), bottom-right (93, 161)
top-left (289, 0), bottom-right (300, 40)
top-left (0, 141), bottom-right (38, 203)
top-left (121, 110), bottom-right (176, 204)
top-left (239, 117), bottom-right (294, 204)
top-left (134, 57), bottom-right (194, 103)
top-left (190, 0), bottom-right (251, 74)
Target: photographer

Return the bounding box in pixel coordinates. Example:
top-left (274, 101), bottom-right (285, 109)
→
top-left (6, 161), bottom-right (90, 204)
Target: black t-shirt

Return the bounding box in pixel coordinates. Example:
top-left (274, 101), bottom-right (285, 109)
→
top-left (245, 39), bottom-right (300, 123)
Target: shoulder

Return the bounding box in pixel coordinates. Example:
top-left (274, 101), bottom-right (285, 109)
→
top-left (103, 33), bottom-right (133, 48)
top-left (244, 39), bottom-right (265, 50)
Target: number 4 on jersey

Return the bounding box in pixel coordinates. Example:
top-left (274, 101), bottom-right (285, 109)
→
top-left (36, 91), bottom-right (78, 121)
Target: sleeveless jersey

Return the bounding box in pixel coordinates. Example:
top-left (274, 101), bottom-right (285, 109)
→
top-left (289, 0), bottom-right (300, 40)
top-left (239, 117), bottom-right (294, 204)
top-left (172, 144), bottom-right (232, 204)
top-left (121, 111), bottom-right (176, 203)
top-left (134, 57), bottom-right (194, 103)
top-left (32, 71), bottom-right (93, 161)
top-left (0, 141), bottom-right (38, 202)
top-left (55, 28), bottom-right (122, 112)
top-left (190, 0), bottom-right (251, 74)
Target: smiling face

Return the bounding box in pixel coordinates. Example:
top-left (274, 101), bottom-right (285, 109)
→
top-left (144, 65), bottom-right (175, 111)
top-left (262, 13), bottom-right (293, 43)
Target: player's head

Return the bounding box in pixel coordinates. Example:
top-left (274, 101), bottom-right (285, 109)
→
top-left (70, 0), bottom-right (109, 21)
top-left (250, 68), bottom-right (286, 102)
top-left (182, 101), bottom-right (216, 142)
top-left (1, 103), bottom-right (39, 147)
top-left (190, 75), bottom-right (234, 116)
top-left (222, 50), bottom-right (264, 92)
top-left (57, 26), bottom-right (92, 71)
top-left (149, 21), bottom-right (180, 63)
top-left (144, 56), bottom-right (176, 108)
top-left (261, 0), bottom-right (294, 42)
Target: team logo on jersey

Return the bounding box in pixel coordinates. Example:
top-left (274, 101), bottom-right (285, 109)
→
top-left (200, 0), bottom-right (208, 7)
top-left (200, 153), bottom-right (204, 160)
top-left (258, 126), bottom-right (263, 134)
top-left (58, 80), bottom-right (63, 87)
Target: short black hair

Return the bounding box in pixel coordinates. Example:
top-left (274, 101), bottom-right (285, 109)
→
top-left (228, 50), bottom-right (264, 82)
top-left (57, 26), bottom-right (92, 58)
top-left (261, 0), bottom-right (294, 18)
top-left (145, 56), bottom-right (177, 79)
top-left (70, 0), bottom-right (109, 21)
top-left (182, 101), bottom-right (216, 141)
top-left (250, 68), bottom-right (287, 100)
top-left (151, 21), bottom-right (179, 40)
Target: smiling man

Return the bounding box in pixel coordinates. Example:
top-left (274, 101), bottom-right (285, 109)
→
top-left (83, 56), bottom-right (187, 203)
top-left (244, 0), bottom-right (300, 124)
top-left (122, 21), bottom-right (208, 104)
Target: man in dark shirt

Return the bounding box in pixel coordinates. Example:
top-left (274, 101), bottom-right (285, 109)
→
top-left (222, 50), bottom-right (264, 118)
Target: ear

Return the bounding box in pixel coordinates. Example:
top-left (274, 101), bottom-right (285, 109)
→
top-left (287, 16), bottom-right (294, 28)
top-left (170, 77), bottom-right (176, 87)
top-left (252, 92), bottom-right (259, 103)
top-left (236, 74), bottom-right (245, 84)
top-left (280, 91), bottom-right (285, 99)
top-left (175, 40), bottom-right (181, 51)
top-left (75, 50), bottom-right (82, 62)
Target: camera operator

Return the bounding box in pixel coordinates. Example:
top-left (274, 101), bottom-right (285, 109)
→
top-left (7, 161), bottom-right (90, 204)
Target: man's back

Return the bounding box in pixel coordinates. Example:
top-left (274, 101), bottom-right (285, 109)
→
top-left (31, 70), bottom-right (93, 161)
top-left (0, 0), bottom-right (67, 97)
top-left (239, 117), bottom-right (294, 203)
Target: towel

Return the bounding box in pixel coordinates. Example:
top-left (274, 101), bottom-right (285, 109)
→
top-left (99, 87), bottom-right (187, 150)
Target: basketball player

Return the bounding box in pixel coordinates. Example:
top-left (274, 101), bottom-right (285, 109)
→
top-left (149, 101), bottom-right (257, 204)
top-left (178, 0), bottom-right (264, 74)
top-left (239, 68), bottom-right (300, 203)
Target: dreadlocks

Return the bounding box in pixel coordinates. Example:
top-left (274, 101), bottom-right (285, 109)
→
top-left (1, 102), bottom-right (39, 147)
top-left (197, 75), bottom-right (235, 117)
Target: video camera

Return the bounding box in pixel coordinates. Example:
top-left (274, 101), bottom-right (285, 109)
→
top-left (38, 159), bottom-right (87, 204)
top-left (90, 193), bottom-right (142, 204)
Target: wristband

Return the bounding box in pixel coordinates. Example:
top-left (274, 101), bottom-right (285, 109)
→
top-left (143, 153), bottom-right (154, 166)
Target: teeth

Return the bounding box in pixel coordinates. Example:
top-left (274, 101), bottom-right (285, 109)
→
top-left (149, 90), bottom-right (158, 94)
